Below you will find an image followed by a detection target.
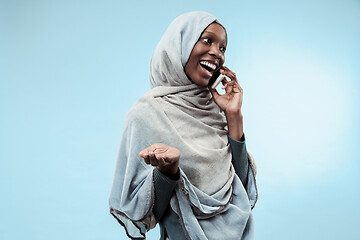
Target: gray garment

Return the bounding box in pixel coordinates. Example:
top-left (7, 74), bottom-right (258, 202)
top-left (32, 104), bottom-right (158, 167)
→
top-left (109, 11), bottom-right (257, 239)
top-left (153, 135), bottom-right (250, 240)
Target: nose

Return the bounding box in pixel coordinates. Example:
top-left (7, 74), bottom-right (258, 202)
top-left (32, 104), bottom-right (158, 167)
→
top-left (208, 44), bottom-right (222, 59)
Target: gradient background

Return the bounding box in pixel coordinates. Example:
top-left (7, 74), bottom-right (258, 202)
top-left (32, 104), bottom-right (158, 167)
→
top-left (1, 0), bottom-right (359, 239)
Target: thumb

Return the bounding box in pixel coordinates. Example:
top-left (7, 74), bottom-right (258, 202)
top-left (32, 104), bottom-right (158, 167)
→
top-left (209, 87), bottom-right (221, 100)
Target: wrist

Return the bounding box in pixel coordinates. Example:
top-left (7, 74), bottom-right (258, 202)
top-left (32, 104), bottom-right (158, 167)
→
top-left (157, 163), bottom-right (179, 176)
top-left (225, 109), bottom-right (243, 122)
top-left (226, 110), bottom-right (244, 141)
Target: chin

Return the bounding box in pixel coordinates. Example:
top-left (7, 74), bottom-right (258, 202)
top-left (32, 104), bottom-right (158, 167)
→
top-left (196, 81), bottom-right (209, 87)
top-left (194, 77), bottom-right (211, 87)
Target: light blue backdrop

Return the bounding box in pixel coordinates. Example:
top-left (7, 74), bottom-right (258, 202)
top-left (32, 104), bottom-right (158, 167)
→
top-left (1, 0), bottom-right (359, 239)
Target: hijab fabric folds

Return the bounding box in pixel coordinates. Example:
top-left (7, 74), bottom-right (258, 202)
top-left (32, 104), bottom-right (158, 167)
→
top-left (109, 11), bottom-right (258, 239)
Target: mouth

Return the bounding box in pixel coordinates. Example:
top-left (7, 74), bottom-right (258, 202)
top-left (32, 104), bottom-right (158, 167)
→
top-left (200, 60), bottom-right (217, 75)
top-left (199, 60), bottom-right (218, 79)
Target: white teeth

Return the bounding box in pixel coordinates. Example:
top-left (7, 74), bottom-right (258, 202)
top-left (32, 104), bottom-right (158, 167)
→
top-left (200, 61), bottom-right (216, 71)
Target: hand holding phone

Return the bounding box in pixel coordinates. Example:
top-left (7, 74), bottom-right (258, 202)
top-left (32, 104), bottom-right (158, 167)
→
top-left (209, 66), bottom-right (245, 142)
top-left (208, 68), bottom-right (228, 89)
top-left (208, 66), bottom-right (243, 114)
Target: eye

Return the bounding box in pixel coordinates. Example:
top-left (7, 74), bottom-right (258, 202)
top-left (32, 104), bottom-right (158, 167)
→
top-left (202, 38), bottom-right (212, 45)
top-left (220, 46), bottom-right (226, 53)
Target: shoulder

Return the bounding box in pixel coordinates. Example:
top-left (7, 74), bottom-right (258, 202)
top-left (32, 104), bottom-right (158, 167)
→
top-left (126, 95), bottom-right (153, 117)
top-left (124, 95), bottom-right (160, 128)
top-left (122, 94), bottom-right (171, 143)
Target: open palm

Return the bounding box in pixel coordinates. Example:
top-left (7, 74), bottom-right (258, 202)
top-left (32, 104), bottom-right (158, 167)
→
top-left (139, 143), bottom-right (180, 175)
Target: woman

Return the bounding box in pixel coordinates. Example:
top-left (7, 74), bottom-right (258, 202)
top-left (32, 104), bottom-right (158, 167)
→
top-left (109, 11), bottom-right (258, 240)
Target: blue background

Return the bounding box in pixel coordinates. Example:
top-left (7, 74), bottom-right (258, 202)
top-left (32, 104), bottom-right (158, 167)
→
top-left (1, 0), bottom-right (359, 239)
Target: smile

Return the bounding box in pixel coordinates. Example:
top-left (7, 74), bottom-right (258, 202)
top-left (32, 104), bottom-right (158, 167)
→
top-left (199, 60), bottom-right (217, 72)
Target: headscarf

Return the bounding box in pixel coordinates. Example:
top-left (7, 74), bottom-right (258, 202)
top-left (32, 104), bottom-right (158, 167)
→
top-left (109, 11), bottom-right (258, 239)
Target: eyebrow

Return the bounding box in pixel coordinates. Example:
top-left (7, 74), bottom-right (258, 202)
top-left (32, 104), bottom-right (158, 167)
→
top-left (203, 31), bottom-right (216, 35)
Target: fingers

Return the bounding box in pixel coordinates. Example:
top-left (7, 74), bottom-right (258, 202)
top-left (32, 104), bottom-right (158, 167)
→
top-left (209, 86), bottom-right (221, 100)
top-left (149, 153), bottom-right (159, 166)
top-left (139, 145), bottom-right (157, 166)
top-left (156, 156), bottom-right (166, 167)
top-left (220, 66), bottom-right (237, 82)
top-left (139, 144), bottom-right (176, 167)
top-left (222, 81), bottom-right (242, 93)
top-left (142, 151), bottom-right (159, 166)
top-left (220, 75), bottom-right (229, 88)
top-left (219, 66), bottom-right (242, 93)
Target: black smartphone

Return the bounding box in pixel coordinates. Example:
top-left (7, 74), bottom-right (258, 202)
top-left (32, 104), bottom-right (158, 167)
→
top-left (208, 69), bottom-right (225, 89)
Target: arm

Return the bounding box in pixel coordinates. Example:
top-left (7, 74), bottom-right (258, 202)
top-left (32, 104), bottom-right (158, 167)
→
top-left (210, 67), bottom-right (249, 186)
top-left (152, 168), bottom-right (179, 222)
top-left (228, 134), bottom-right (249, 186)
top-left (139, 143), bottom-right (180, 222)
top-left (209, 66), bottom-right (244, 141)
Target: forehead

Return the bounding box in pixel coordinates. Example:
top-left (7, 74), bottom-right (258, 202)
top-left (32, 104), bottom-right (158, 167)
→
top-left (201, 23), bottom-right (227, 44)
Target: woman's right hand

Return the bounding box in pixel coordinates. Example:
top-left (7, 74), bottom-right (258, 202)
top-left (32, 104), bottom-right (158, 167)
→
top-left (139, 143), bottom-right (180, 175)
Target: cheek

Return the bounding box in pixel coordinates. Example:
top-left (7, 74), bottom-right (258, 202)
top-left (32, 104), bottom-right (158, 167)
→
top-left (184, 58), bottom-right (196, 79)
top-left (187, 54), bottom-right (199, 72)
top-left (220, 55), bottom-right (225, 66)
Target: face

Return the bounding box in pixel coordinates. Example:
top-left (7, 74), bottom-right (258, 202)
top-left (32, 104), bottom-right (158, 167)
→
top-left (184, 23), bottom-right (227, 86)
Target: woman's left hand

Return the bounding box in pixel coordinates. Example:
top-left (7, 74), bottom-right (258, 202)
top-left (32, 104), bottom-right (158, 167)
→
top-left (139, 143), bottom-right (180, 176)
top-left (209, 66), bottom-right (243, 115)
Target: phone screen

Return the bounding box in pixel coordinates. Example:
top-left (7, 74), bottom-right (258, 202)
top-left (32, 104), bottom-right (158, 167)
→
top-left (208, 69), bottom-right (221, 87)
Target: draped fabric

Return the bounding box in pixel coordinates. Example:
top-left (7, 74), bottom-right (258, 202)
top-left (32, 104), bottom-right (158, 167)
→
top-left (109, 11), bottom-right (258, 239)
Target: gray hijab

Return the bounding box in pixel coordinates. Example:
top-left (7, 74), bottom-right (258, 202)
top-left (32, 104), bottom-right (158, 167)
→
top-left (109, 11), bottom-right (257, 239)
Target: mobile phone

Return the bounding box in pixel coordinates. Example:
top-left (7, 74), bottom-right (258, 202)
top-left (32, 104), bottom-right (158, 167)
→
top-left (209, 69), bottom-right (226, 89)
